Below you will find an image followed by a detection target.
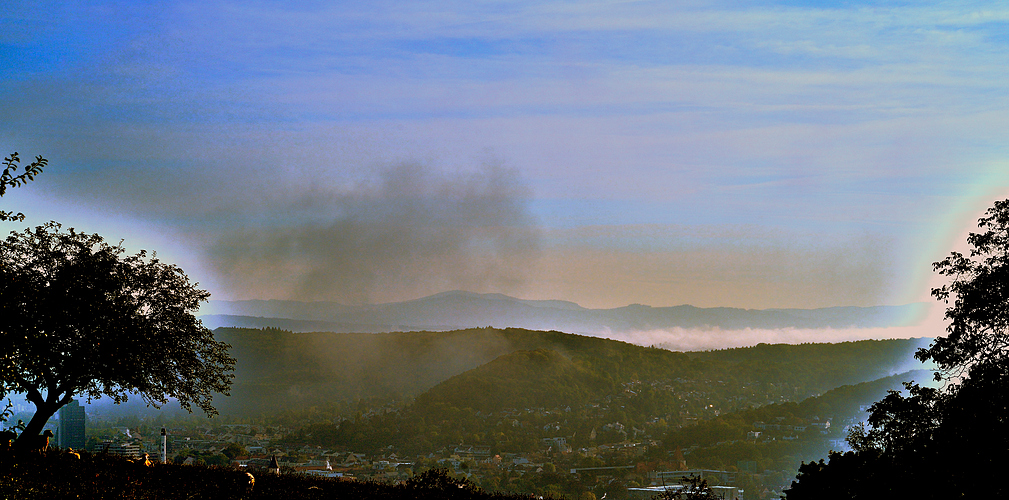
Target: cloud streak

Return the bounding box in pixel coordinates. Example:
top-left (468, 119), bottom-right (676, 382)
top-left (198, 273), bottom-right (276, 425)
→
top-left (3, 1), bottom-right (1009, 310)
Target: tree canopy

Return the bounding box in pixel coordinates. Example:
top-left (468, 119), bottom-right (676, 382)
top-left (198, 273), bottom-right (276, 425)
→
top-left (784, 198), bottom-right (1009, 499)
top-left (920, 198), bottom-right (1009, 381)
top-left (0, 222), bottom-right (235, 447)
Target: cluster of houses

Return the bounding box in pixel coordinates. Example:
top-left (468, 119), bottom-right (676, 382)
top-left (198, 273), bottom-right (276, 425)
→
top-left (84, 421), bottom-right (672, 486)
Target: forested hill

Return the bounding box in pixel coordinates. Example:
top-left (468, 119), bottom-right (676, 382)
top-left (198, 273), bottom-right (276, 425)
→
top-left (214, 327), bottom-right (693, 414)
top-left (664, 369), bottom-right (937, 449)
top-left (414, 349), bottom-right (612, 412)
top-left (409, 339), bottom-right (928, 418)
top-left (213, 327), bottom-right (928, 416)
top-left (689, 339), bottom-right (931, 392)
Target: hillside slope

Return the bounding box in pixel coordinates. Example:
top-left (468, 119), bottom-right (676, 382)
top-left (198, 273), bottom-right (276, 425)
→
top-left (214, 327), bottom-right (927, 417)
top-left (413, 349), bottom-right (612, 411)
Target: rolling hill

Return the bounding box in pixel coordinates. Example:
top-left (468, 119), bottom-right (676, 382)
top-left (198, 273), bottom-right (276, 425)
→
top-left (213, 327), bottom-right (929, 417)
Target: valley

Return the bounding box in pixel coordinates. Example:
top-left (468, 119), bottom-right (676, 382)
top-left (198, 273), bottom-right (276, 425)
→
top-left (111, 326), bottom-right (936, 499)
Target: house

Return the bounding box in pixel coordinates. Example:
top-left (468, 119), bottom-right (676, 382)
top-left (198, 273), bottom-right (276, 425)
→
top-left (542, 437), bottom-right (572, 453)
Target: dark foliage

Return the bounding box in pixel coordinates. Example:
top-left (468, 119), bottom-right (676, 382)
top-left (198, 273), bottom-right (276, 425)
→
top-left (653, 475), bottom-right (718, 500)
top-left (784, 362), bottom-right (1009, 499)
top-left (0, 152), bottom-right (48, 222)
top-left (845, 382), bottom-right (942, 456)
top-left (786, 198), bottom-right (1009, 499)
top-left (783, 450), bottom-right (887, 500)
top-left (923, 198), bottom-right (1009, 382)
top-left (0, 449), bottom-right (254, 499)
top-left (0, 451), bottom-right (529, 500)
top-left (402, 468), bottom-right (484, 499)
top-left (0, 223), bottom-right (235, 447)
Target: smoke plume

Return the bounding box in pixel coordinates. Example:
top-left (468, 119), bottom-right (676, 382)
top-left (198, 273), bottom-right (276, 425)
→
top-left (205, 162), bottom-right (540, 303)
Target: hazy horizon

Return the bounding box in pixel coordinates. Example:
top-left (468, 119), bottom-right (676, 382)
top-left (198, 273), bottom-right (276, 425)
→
top-left (207, 289), bottom-right (932, 309)
top-left (200, 289), bottom-right (946, 351)
top-left (4, 1), bottom-right (1008, 320)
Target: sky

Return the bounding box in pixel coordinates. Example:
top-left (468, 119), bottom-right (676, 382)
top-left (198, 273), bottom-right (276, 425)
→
top-left (3, 0), bottom-right (1009, 316)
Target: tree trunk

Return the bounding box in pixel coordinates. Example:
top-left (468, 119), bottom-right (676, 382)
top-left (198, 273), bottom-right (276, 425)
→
top-left (13, 402), bottom-right (58, 452)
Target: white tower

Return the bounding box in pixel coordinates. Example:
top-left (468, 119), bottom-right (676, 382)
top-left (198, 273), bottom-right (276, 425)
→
top-left (160, 427), bottom-right (167, 464)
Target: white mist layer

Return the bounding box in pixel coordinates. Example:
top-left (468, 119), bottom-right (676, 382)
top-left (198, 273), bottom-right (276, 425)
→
top-left (595, 301), bottom-right (949, 353)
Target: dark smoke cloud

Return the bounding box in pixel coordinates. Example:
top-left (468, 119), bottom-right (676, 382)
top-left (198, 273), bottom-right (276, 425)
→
top-left (205, 162), bottom-right (541, 303)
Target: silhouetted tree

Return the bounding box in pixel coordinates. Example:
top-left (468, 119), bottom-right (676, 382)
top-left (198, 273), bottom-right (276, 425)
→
top-left (785, 198), bottom-right (1009, 500)
top-left (922, 198), bottom-right (1009, 382)
top-left (0, 152), bottom-right (48, 222)
top-left (0, 222), bottom-right (235, 450)
top-left (846, 382), bottom-right (943, 457)
top-left (783, 450), bottom-right (887, 500)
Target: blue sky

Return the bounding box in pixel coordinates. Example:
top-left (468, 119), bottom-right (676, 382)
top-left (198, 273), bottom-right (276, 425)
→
top-left (3, 0), bottom-right (1008, 311)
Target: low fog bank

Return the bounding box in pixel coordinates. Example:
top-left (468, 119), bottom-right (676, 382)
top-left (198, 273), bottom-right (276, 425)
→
top-left (604, 325), bottom-right (939, 353)
top-left (581, 298), bottom-right (947, 354)
top-left (619, 328), bottom-right (938, 379)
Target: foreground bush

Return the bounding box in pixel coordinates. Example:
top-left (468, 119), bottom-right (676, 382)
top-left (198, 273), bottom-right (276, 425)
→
top-left (0, 450), bottom-right (527, 500)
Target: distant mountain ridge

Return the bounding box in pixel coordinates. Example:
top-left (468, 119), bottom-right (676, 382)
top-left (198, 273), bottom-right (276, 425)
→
top-left (201, 290), bottom-right (928, 333)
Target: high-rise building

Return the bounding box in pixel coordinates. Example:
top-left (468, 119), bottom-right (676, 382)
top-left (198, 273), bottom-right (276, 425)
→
top-left (58, 400), bottom-right (86, 450)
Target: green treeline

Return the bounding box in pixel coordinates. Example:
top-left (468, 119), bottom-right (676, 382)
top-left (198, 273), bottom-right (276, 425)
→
top-left (666, 369), bottom-right (934, 449)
